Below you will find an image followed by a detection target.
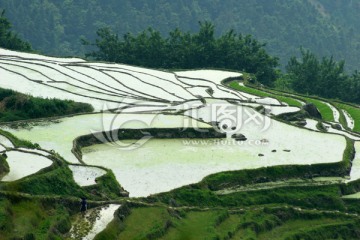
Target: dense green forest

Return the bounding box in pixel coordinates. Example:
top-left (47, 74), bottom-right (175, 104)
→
top-left (85, 22), bottom-right (278, 85)
top-left (284, 49), bottom-right (360, 104)
top-left (0, 9), bottom-right (31, 52)
top-left (1, 0), bottom-right (360, 72)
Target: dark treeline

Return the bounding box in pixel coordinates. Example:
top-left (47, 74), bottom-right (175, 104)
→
top-left (0, 10), bottom-right (31, 52)
top-left (284, 49), bottom-right (360, 104)
top-left (2, 0), bottom-right (360, 72)
top-left (84, 22), bottom-right (279, 86)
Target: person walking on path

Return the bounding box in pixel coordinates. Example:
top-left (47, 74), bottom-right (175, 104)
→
top-left (80, 197), bottom-right (87, 213)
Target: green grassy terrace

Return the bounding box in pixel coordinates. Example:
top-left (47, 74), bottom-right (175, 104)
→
top-left (334, 102), bottom-right (360, 132)
top-left (301, 97), bottom-right (334, 122)
top-left (228, 81), bottom-right (360, 125)
top-left (95, 204), bottom-right (360, 240)
top-left (228, 82), bottom-right (303, 108)
top-left (0, 79), bottom-right (360, 239)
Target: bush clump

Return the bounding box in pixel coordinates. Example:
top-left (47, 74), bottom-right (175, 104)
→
top-left (0, 154), bottom-right (10, 176)
top-left (0, 88), bottom-right (93, 122)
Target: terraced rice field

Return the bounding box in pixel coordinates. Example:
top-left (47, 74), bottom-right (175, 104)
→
top-left (2, 113), bottom-right (209, 163)
top-left (82, 105), bottom-right (345, 197)
top-left (228, 82), bottom-right (344, 123)
top-left (0, 48), bottom-right (356, 195)
top-left (68, 204), bottom-right (120, 239)
top-left (1, 150), bottom-right (52, 181)
top-left (302, 97), bottom-right (335, 122)
top-left (228, 82), bottom-right (304, 107)
top-left (68, 165), bottom-right (107, 186)
top-left (1, 49), bottom-right (255, 112)
top-left (0, 134), bottom-right (13, 148)
top-left (2, 48), bottom-right (360, 238)
top-left (334, 103), bottom-right (360, 132)
top-left (346, 141), bottom-right (360, 182)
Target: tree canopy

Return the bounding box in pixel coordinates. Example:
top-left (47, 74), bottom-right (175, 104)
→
top-left (284, 49), bottom-right (360, 103)
top-left (0, 10), bottom-right (31, 51)
top-left (84, 22), bottom-right (279, 86)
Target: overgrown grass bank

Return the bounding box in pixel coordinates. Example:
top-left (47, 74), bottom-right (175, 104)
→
top-left (0, 155), bottom-right (9, 177)
top-left (334, 102), bottom-right (360, 132)
top-left (95, 205), bottom-right (360, 239)
top-left (0, 129), bottom-right (36, 148)
top-left (0, 196), bottom-right (72, 239)
top-left (0, 88), bottom-right (94, 122)
top-left (228, 81), bottom-right (339, 122)
top-left (228, 82), bottom-right (303, 107)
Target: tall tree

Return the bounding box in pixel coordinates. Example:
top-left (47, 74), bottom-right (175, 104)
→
top-left (286, 49), bottom-right (352, 102)
top-left (85, 22), bottom-right (279, 86)
top-left (286, 49), bottom-right (320, 95)
top-left (0, 10), bottom-right (31, 51)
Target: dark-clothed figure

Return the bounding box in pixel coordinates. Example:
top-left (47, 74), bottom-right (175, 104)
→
top-left (80, 197), bottom-right (87, 212)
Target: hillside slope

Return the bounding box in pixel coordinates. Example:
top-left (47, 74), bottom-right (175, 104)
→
top-left (1, 49), bottom-right (360, 239)
top-left (1, 0), bottom-right (360, 70)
